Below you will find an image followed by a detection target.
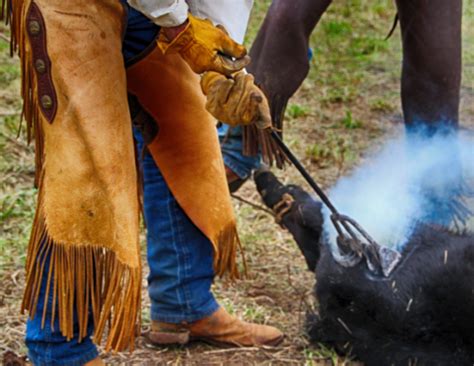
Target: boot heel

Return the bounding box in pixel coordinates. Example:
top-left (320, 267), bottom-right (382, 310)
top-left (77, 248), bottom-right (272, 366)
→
top-left (147, 330), bottom-right (190, 345)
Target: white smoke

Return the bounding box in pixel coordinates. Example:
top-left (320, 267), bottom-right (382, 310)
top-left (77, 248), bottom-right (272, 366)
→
top-left (323, 129), bottom-right (474, 253)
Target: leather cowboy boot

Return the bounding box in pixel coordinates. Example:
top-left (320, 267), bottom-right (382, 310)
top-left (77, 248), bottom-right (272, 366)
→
top-left (149, 307), bottom-right (283, 347)
top-left (84, 358), bottom-right (105, 366)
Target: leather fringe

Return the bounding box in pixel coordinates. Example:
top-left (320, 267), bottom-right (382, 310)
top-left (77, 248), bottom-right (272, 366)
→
top-left (242, 125), bottom-right (287, 169)
top-left (5, 0), bottom-right (43, 186)
top-left (1, 0), bottom-right (10, 24)
top-left (213, 222), bottom-right (246, 279)
top-left (22, 177), bottom-right (142, 352)
top-left (5, 0), bottom-right (23, 58)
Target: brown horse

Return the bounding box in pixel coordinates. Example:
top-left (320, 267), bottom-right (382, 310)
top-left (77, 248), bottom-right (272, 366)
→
top-left (248, 0), bottom-right (462, 133)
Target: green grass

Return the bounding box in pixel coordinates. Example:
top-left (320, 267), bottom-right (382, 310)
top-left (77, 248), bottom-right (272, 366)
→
top-left (370, 98), bottom-right (395, 113)
top-left (305, 132), bottom-right (356, 171)
top-left (323, 20), bottom-right (352, 37)
top-left (0, 63), bottom-right (20, 84)
top-left (340, 110), bottom-right (362, 129)
top-left (286, 103), bottom-right (311, 119)
top-left (0, 188), bottom-right (35, 265)
top-left (244, 0), bottom-right (272, 45)
top-left (1, 2), bottom-right (474, 364)
top-left (0, 24), bottom-right (34, 273)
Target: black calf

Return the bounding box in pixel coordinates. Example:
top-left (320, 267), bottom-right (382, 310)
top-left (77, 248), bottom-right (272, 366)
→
top-left (255, 170), bottom-right (474, 366)
top-left (255, 169), bottom-right (324, 271)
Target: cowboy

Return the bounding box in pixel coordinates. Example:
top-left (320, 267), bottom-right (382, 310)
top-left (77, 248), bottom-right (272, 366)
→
top-left (4, 0), bottom-right (282, 365)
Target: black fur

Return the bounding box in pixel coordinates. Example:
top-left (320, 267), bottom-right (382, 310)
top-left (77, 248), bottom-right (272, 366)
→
top-left (255, 170), bottom-right (323, 271)
top-left (255, 170), bottom-right (474, 366)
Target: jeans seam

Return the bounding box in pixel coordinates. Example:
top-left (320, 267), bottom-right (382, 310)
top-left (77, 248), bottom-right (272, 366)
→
top-left (166, 188), bottom-right (187, 316)
top-left (174, 203), bottom-right (193, 316)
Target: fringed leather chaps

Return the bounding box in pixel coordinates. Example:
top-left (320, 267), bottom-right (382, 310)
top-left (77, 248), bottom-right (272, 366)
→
top-left (5, 0), bottom-right (243, 353)
top-left (127, 47), bottom-right (243, 279)
top-left (7, 0), bottom-right (141, 352)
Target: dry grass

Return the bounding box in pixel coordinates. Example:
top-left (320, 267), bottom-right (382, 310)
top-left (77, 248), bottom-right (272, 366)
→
top-left (1, 1), bottom-right (473, 365)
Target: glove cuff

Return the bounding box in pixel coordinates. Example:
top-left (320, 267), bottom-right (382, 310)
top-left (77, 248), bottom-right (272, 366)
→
top-left (156, 16), bottom-right (193, 55)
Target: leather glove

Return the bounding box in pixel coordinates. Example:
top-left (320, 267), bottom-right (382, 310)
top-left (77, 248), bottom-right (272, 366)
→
top-left (201, 71), bottom-right (272, 129)
top-left (158, 14), bottom-right (250, 76)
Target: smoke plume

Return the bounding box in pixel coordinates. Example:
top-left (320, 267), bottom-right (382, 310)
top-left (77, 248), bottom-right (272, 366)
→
top-left (323, 128), bottom-right (474, 252)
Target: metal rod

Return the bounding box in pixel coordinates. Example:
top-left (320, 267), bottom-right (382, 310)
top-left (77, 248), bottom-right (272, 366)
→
top-left (270, 130), bottom-right (340, 215)
top-left (271, 130), bottom-right (373, 244)
top-left (268, 129), bottom-right (402, 277)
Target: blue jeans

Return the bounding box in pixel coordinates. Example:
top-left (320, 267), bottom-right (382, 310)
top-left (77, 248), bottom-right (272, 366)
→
top-left (25, 249), bottom-right (98, 366)
top-left (218, 125), bottom-right (262, 179)
top-left (124, 2), bottom-right (219, 322)
top-left (134, 130), bottom-right (219, 322)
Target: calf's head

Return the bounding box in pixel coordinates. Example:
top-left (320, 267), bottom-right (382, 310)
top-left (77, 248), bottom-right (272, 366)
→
top-left (255, 169), bottom-right (323, 271)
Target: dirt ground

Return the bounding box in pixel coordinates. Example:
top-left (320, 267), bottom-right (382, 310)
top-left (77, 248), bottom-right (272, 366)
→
top-left (1, 1), bottom-right (473, 365)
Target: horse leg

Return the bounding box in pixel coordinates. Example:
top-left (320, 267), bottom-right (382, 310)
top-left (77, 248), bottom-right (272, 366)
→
top-left (248, 0), bottom-right (332, 129)
top-left (396, 0), bottom-right (462, 133)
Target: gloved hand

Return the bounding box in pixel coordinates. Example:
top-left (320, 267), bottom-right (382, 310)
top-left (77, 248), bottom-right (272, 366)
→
top-left (158, 14), bottom-right (250, 76)
top-left (201, 71), bottom-right (272, 129)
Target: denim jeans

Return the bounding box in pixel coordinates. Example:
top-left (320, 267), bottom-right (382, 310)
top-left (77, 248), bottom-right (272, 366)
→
top-left (218, 124), bottom-right (262, 179)
top-left (134, 130), bottom-right (219, 323)
top-left (25, 250), bottom-right (98, 366)
top-left (124, 2), bottom-right (219, 321)
top-left (122, 1), bottom-right (160, 67)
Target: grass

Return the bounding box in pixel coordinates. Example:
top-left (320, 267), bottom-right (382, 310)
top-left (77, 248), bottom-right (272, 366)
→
top-left (305, 132), bottom-right (356, 171)
top-left (287, 103), bottom-right (311, 119)
top-left (370, 98), bottom-right (395, 113)
top-left (340, 110), bottom-right (362, 129)
top-left (0, 23), bottom-right (34, 276)
top-left (1, 1), bottom-right (473, 365)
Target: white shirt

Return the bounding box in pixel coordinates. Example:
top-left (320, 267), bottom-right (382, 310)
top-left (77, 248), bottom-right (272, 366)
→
top-left (127, 0), bottom-right (253, 43)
